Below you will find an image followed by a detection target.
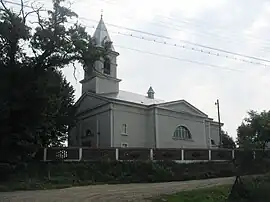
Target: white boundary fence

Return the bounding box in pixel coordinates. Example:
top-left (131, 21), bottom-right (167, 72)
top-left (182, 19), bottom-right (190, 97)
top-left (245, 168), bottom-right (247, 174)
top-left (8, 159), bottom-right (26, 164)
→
top-left (39, 147), bottom-right (268, 162)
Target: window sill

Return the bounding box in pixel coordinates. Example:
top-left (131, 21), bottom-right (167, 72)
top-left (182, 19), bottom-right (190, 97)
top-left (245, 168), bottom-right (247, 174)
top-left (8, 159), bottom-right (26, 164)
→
top-left (172, 138), bottom-right (194, 142)
top-left (211, 145), bottom-right (218, 148)
top-left (121, 133), bottom-right (128, 136)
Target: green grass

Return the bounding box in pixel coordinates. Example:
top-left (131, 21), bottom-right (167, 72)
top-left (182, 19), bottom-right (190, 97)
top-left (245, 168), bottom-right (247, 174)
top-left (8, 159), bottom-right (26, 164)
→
top-left (153, 185), bottom-right (231, 202)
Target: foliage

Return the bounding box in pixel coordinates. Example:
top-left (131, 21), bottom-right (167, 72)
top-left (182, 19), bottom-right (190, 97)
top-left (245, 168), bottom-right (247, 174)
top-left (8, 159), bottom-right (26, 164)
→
top-left (229, 110), bottom-right (270, 202)
top-left (0, 160), bottom-right (267, 191)
top-left (0, 0), bottom-right (107, 162)
top-left (237, 110), bottom-right (270, 149)
top-left (153, 185), bottom-right (231, 202)
top-left (228, 174), bottom-right (270, 202)
top-left (221, 130), bottom-right (236, 149)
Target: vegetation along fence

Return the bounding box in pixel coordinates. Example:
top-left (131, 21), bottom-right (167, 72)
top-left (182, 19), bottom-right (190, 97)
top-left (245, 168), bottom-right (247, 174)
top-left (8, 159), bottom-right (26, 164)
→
top-left (40, 147), bottom-right (270, 162)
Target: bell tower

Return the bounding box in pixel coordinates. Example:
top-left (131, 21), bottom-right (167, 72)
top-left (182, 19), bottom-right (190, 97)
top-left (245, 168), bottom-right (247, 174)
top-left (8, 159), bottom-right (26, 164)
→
top-left (80, 15), bottom-right (121, 94)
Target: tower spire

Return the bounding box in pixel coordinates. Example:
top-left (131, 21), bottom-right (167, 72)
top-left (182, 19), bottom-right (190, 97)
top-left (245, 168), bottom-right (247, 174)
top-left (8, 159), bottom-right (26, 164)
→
top-left (93, 13), bottom-right (115, 51)
top-left (147, 86), bottom-right (155, 99)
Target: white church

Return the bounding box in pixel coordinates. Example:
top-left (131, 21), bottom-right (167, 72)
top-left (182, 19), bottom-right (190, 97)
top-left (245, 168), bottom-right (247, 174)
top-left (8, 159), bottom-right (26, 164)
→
top-left (68, 16), bottom-right (222, 149)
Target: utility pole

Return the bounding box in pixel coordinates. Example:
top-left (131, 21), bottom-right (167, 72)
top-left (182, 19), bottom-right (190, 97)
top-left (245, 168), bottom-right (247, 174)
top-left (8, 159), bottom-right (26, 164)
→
top-left (215, 99), bottom-right (222, 147)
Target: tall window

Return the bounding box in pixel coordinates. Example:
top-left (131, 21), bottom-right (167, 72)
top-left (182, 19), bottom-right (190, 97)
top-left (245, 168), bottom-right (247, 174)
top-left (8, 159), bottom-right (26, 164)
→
top-left (122, 124), bottom-right (128, 134)
top-left (104, 58), bottom-right (111, 75)
top-left (173, 126), bottom-right (192, 140)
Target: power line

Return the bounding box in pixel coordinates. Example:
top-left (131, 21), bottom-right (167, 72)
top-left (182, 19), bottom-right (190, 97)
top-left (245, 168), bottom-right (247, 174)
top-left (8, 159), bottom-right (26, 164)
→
top-left (26, 0), bottom-right (270, 54)
top-left (77, 23), bottom-right (270, 68)
top-left (79, 0), bottom-right (270, 53)
top-left (5, 0), bottom-right (270, 64)
top-left (72, 0), bottom-right (270, 54)
top-left (152, 20), bottom-right (270, 53)
top-left (3, 0), bottom-right (270, 68)
top-left (81, 17), bottom-right (270, 64)
top-left (75, 0), bottom-right (270, 53)
top-left (79, 17), bottom-right (171, 40)
top-left (95, 0), bottom-right (270, 47)
top-left (115, 44), bottom-right (243, 72)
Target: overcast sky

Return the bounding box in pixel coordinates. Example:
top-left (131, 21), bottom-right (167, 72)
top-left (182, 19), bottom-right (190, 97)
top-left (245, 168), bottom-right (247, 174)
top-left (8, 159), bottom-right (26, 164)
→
top-left (10, 0), bottom-right (270, 139)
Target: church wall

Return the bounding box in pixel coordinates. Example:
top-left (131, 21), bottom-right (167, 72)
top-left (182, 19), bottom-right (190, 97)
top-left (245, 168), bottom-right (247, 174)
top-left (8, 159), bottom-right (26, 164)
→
top-left (69, 104), bottom-right (112, 147)
top-left (81, 78), bottom-right (97, 94)
top-left (79, 109), bottom-right (111, 148)
top-left (205, 123), bottom-right (211, 147)
top-left (96, 77), bottom-right (119, 94)
top-left (157, 108), bottom-right (208, 148)
top-left (68, 126), bottom-right (78, 146)
top-left (146, 108), bottom-right (156, 148)
top-left (112, 104), bottom-right (151, 148)
top-left (209, 123), bottom-right (220, 146)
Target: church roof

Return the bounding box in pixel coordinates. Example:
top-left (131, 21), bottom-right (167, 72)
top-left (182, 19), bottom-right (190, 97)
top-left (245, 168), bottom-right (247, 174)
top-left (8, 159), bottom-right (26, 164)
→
top-left (93, 16), bottom-right (115, 51)
top-left (101, 90), bottom-right (164, 105)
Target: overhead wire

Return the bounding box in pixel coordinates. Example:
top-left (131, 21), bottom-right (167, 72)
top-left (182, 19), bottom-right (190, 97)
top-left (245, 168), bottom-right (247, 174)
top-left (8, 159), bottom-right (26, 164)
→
top-left (77, 17), bottom-right (270, 64)
top-left (6, 0), bottom-right (270, 64)
top-left (114, 45), bottom-right (244, 72)
top-left (95, 0), bottom-right (270, 47)
top-left (3, 0), bottom-right (270, 69)
top-left (74, 22), bottom-right (270, 68)
top-left (82, 0), bottom-right (270, 55)
top-left (31, 0), bottom-right (270, 51)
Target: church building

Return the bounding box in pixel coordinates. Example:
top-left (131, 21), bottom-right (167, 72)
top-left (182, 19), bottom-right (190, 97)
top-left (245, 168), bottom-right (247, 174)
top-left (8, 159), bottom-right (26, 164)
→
top-left (68, 16), bottom-right (222, 149)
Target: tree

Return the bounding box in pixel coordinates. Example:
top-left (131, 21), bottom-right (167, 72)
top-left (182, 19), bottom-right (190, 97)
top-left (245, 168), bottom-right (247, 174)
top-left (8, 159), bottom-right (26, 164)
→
top-left (0, 0), bottom-right (108, 161)
top-left (237, 110), bottom-right (270, 150)
top-left (221, 130), bottom-right (236, 149)
top-left (228, 110), bottom-right (270, 201)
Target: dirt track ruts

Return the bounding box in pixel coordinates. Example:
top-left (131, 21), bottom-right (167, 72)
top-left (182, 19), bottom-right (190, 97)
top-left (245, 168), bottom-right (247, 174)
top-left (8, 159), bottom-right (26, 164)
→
top-left (0, 177), bottom-right (235, 202)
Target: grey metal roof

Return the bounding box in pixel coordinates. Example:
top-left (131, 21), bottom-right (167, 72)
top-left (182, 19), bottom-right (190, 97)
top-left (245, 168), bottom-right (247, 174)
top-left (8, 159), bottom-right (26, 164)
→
top-left (93, 16), bottom-right (115, 51)
top-left (101, 90), bottom-right (165, 105)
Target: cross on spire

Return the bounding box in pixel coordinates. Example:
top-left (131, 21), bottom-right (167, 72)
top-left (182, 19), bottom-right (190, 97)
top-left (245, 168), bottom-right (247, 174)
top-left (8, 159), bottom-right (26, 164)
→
top-left (101, 9), bottom-right (103, 19)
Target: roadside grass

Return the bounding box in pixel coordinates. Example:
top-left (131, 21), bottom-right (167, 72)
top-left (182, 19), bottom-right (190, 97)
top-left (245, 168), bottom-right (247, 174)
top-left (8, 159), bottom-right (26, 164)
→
top-left (153, 185), bottom-right (231, 202)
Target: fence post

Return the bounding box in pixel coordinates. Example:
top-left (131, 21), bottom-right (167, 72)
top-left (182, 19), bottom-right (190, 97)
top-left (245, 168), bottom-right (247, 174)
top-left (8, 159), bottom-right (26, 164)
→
top-left (150, 149), bottom-right (153, 160)
top-left (208, 149), bottom-right (211, 161)
top-left (232, 149), bottom-right (235, 159)
top-left (43, 148), bottom-right (47, 161)
top-left (79, 148), bottom-right (82, 161)
top-left (181, 149), bottom-right (184, 160)
top-left (116, 148), bottom-right (119, 161)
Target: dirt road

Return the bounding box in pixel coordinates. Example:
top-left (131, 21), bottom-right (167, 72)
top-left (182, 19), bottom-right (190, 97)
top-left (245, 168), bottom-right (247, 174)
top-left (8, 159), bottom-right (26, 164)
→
top-left (0, 177), bottom-right (235, 202)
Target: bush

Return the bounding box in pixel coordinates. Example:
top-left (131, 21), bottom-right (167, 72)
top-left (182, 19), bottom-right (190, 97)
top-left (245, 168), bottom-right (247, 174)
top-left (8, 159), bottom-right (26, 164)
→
top-left (229, 174), bottom-right (270, 202)
top-left (0, 160), bottom-right (267, 191)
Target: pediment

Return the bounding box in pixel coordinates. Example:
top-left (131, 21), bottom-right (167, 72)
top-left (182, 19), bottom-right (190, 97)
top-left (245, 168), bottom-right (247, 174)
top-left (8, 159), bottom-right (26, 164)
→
top-left (158, 100), bottom-right (208, 117)
top-left (76, 93), bottom-right (109, 114)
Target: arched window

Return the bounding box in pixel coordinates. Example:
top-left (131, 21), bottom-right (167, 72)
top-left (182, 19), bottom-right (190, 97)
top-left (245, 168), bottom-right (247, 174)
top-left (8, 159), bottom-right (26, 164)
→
top-left (103, 58), bottom-right (111, 75)
top-left (173, 126), bottom-right (192, 140)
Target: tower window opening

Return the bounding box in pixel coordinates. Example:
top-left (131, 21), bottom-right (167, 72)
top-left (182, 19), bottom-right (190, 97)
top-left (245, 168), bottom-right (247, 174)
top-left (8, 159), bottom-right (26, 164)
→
top-left (104, 58), bottom-right (111, 75)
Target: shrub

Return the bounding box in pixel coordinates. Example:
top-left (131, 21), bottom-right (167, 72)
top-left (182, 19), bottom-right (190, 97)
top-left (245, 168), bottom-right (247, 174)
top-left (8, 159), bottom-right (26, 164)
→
top-left (0, 160), bottom-right (268, 191)
top-left (229, 174), bottom-right (270, 202)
